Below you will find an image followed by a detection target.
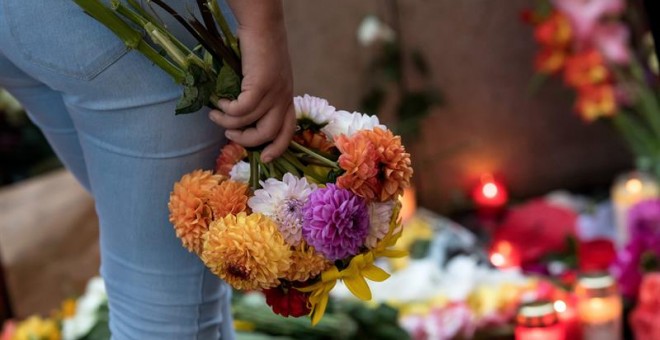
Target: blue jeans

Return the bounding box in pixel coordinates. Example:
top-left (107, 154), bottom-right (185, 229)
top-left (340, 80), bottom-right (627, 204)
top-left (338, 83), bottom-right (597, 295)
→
top-left (0, 1), bottom-right (235, 339)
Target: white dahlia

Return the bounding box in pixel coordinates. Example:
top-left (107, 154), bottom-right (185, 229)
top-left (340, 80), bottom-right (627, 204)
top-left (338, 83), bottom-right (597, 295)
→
top-left (248, 173), bottom-right (317, 246)
top-left (321, 110), bottom-right (387, 140)
top-left (294, 94), bottom-right (335, 125)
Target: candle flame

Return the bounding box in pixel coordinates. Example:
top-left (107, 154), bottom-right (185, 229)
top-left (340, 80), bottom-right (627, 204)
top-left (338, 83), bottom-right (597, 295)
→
top-left (554, 300), bottom-right (567, 313)
top-left (490, 252), bottom-right (506, 267)
top-left (482, 182), bottom-right (499, 199)
top-left (625, 178), bottom-right (643, 193)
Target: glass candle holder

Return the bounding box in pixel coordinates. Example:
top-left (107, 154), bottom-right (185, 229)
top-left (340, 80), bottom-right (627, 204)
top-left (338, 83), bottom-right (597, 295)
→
top-left (575, 273), bottom-right (622, 340)
top-left (611, 171), bottom-right (658, 247)
top-left (515, 301), bottom-right (566, 340)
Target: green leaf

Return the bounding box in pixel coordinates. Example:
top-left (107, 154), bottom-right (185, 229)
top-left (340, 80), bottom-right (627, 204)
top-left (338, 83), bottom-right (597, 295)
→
top-left (175, 61), bottom-right (215, 114)
top-left (215, 62), bottom-right (241, 100)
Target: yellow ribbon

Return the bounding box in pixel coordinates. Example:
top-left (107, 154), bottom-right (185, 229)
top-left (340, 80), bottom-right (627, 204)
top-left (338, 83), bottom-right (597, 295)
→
top-left (298, 202), bottom-right (408, 325)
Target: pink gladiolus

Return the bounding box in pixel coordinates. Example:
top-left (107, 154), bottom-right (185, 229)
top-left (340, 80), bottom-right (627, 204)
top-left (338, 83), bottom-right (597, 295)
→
top-left (552, 0), bottom-right (625, 42)
top-left (594, 23), bottom-right (631, 64)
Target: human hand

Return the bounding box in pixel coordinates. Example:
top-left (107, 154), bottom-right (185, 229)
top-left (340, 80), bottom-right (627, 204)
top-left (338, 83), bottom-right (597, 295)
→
top-left (208, 1), bottom-right (294, 163)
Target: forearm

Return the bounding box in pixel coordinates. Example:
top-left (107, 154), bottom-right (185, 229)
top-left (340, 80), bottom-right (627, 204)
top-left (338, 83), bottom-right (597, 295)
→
top-left (226, 0), bottom-right (284, 31)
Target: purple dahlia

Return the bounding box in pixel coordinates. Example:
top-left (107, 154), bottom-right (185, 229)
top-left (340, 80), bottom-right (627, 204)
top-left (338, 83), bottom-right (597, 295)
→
top-left (302, 184), bottom-right (369, 261)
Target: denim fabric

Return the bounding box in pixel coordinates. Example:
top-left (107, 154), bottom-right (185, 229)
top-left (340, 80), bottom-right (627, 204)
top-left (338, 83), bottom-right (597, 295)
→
top-left (0, 1), bottom-right (236, 339)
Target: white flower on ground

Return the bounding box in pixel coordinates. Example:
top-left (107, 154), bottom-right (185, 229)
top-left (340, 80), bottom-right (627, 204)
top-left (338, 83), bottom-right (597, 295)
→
top-left (294, 94), bottom-right (335, 125)
top-left (62, 277), bottom-right (107, 340)
top-left (357, 15), bottom-right (395, 47)
top-left (248, 173), bottom-right (317, 246)
top-left (229, 161), bottom-right (250, 183)
top-left (366, 201), bottom-right (395, 248)
top-left (321, 110), bottom-right (387, 140)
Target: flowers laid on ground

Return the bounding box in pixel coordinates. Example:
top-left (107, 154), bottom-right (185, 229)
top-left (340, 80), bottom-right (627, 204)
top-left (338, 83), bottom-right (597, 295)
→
top-left (630, 272), bottom-right (660, 340)
top-left (612, 199), bottom-right (660, 299)
top-left (169, 94), bottom-right (413, 324)
top-left (0, 277), bottom-right (108, 340)
top-left (524, 0), bottom-right (660, 177)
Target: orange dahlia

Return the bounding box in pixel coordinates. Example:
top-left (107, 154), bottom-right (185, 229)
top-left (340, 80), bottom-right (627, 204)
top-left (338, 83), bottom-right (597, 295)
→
top-left (208, 180), bottom-right (250, 219)
top-left (168, 170), bottom-right (224, 254)
top-left (201, 212), bottom-right (292, 290)
top-left (293, 130), bottom-right (336, 154)
top-left (365, 128), bottom-right (413, 201)
top-left (335, 132), bottom-right (381, 201)
top-left (283, 242), bottom-right (332, 283)
top-left (215, 142), bottom-right (247, 177)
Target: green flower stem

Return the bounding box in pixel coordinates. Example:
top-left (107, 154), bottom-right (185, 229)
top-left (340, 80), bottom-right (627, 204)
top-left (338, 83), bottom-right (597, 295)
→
top-left (637, 86), bottom-right (660, 139)
top-left (114, 1), bottom-right (192, 57)
top-left (289, 141), bottom-right (339, 169)
top-left (274, 158), bottom-right (300, 177)
top-left (282, 150), bottom-right (309, 172)
top-left (145, 23), bottom-right (187, 67)
top-left (249, 151), bottom-right (260, 190)
top-left (73, 0), bottom-right (185, 83)
top-left (268, 163), bottom-right (280, 178)
top-left (196, 0), bottom-right (221, 40)
top-left (611, 113), bottom-right (656, 159)
top-left (259, 163), bottom-right (271, 179)
top-left (208, 0), bottom-right (237, 50)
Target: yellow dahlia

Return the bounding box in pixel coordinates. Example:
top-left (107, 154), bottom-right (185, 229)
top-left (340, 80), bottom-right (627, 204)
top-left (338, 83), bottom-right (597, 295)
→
top-left (215, 142), bottom-right (248, 177)
top-left (201, 212), bottom-right (292, 290)
top-left (364, 128), bottom-right (413, 201)
top-left (335, 132), bottom-right (381, 201)
top-left (208, 180), bottom-right (250, 219)
top-left (168, 170), bottom-right (224, 254)
top-left (283, 242), bottom-right (332, 283)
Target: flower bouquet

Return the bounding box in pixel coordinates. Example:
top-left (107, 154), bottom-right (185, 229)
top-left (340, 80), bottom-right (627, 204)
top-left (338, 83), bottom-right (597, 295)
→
top-left (168, 94), bottom-right (413, 324)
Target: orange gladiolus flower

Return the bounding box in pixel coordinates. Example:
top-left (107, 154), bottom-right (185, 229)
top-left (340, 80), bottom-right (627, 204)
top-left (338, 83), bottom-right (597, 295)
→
top-left (534, 12), bottom-right (572, 48)
top-left (564, 50), bottom-right (610, 88)
top-left (535, 48), bottom-right (567, 74)
top-left (574, 84), bottom-right (617, 122)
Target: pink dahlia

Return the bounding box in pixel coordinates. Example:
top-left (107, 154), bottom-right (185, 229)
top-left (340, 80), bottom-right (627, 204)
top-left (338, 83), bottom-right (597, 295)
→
top-left (302, 184), bottom-right (369, 261)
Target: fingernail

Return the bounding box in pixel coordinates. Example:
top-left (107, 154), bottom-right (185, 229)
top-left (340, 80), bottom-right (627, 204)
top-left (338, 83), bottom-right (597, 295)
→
top-left (262, 155), bottom-right (273, 163)
top-left (209, 111), bottom-right (219, 122)
top-left (224, 130), bottom-right (235, 140)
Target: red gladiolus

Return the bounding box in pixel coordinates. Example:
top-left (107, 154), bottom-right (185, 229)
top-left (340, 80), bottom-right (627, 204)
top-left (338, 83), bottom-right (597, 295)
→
top-left (263, 286), bottom-right (311, 318)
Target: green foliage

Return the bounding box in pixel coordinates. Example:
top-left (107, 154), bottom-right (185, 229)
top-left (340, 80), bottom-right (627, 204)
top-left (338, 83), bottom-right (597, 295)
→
top-left (337, 302), bottom-right (410, 340)
top-left (175, 61), bottom-right (216, 114)
top-left (80, 302), bottom-right (111, 340)
top-left (360, 39), bottom-right (443, 141)
top-left (216, 62), bottom-right (241, 100)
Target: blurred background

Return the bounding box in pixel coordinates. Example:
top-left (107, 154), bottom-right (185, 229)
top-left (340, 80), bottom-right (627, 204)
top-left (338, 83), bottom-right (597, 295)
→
top-left (1, 0), bottom-right (659, 339)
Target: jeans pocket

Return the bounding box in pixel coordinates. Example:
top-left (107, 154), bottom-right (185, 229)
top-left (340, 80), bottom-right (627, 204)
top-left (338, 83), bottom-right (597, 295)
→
top-left (4, 0), bottom-right (129, 81)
